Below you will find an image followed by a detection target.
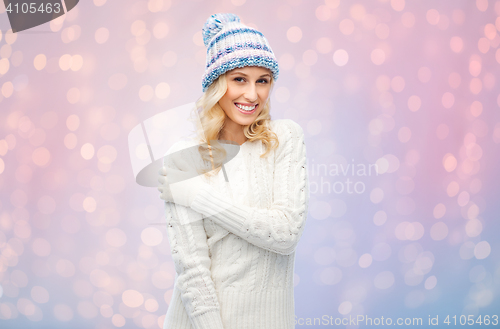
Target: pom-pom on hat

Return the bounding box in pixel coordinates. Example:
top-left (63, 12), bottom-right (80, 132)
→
top-left (201, 13), bottom-right (279, 92)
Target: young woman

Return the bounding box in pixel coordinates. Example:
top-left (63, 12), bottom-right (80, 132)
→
top-left (157, 13), bottom-right (309, 329)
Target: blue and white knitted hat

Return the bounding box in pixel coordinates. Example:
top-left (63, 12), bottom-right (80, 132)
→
top-left (201, 13), bottom-right (280, 92)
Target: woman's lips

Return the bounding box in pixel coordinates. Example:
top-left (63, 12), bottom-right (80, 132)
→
top-left (235, 102), bottom-right (257, 107)
top-left (234, 103), bottom-right (258, 114)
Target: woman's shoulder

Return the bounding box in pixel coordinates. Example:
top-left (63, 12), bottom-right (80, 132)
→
top-left (269, 119), bottom-right (305, 140)
top-left (164, 139), bottom-right (199, 156)
top-left (267, 119), bottom-right (306, 159)
top-left (162, 139), bottom-right (200, 168)
top-left (163, 139), bottom-right (211, 173)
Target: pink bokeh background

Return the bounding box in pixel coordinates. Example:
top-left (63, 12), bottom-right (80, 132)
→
top-left (0, 0), bottom-right (499, 327)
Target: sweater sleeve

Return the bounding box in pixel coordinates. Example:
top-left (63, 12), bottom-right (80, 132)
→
top-left (163, 149), bottom-right (224, 329)
top-left (190, 119), bottom-right (309, 256)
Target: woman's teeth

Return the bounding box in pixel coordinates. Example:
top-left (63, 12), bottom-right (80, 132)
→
top-left (235, 103), bottom-right (256, 111)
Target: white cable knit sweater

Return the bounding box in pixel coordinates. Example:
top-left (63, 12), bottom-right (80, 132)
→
top-left (162, 119), bottom-right (309, 329)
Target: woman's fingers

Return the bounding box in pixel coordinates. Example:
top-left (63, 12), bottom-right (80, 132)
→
top-left (158, 166), bottom-right (167, 176)
top-left (158, 185), bottom-right (172, 201)
top-left (158, 166), bottom-right (174, 202)
top-left (158, 166), bottom-right (173, 185)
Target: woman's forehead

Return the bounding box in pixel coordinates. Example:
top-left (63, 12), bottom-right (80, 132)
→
top-left (228, 66), bottom-right (272, 75)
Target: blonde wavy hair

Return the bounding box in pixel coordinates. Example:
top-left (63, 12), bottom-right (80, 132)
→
top-left (192, 69), bottom-right (280, 179)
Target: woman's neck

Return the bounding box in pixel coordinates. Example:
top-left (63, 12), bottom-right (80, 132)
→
top-left (219, 122), bottom-right (248, 146)
top-left (219, 132), bottom-right (248, 146)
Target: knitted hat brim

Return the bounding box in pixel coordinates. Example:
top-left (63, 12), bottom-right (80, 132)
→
top-left (202, 50), bottom-right (279, 92)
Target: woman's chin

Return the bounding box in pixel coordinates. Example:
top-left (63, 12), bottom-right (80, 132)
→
top-left (235, 113), bottom-right (261, 125)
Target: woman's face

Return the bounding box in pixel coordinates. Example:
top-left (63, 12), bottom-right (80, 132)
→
top-left (218, 66), bottom-right (272, 128)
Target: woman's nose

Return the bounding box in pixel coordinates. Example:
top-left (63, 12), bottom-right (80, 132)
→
top-left (243, 85), bottom-right (258, 103)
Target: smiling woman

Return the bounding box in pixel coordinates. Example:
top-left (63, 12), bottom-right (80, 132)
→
top-left (218, 67), bottom-right (274, 145)
top-left (157, 12), bottom-right (310, 329)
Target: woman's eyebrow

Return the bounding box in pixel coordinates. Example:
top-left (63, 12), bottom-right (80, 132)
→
top-left (230, 72), bottom-right (271, 77)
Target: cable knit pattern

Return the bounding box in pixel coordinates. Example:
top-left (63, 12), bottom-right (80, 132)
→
top-left (163, 180), bottom-right (224, 328)
top-left (163, 119), bottom-right (309, 329)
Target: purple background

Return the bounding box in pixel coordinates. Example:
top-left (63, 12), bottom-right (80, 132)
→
top-left (0, 0), bottom-right (499, 328)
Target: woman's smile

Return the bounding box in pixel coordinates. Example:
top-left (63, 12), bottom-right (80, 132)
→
top-left (234, 102), bottom-right (258, 114)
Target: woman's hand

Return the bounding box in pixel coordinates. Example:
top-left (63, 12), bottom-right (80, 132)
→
top-left (157, 165), bottom-right (208, 208)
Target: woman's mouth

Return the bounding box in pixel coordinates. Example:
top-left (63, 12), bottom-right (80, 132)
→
top-left (234, 103), bottom-right (258, 114)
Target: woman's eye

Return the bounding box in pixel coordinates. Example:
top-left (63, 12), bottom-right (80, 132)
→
top-left (233, 77), bottom-right (269, 83)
